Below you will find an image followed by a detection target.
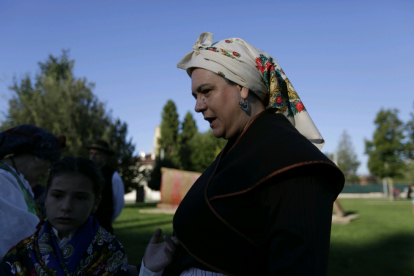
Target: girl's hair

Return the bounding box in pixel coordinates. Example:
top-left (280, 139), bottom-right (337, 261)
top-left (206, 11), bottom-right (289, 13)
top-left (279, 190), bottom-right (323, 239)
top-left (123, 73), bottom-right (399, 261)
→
top-left (46, 156), bottom-right (104, 198)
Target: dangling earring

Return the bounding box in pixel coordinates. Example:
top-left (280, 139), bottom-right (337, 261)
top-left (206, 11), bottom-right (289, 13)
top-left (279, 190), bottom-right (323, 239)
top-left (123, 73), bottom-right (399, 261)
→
top-left (239, 98), bottom-right (250, 112)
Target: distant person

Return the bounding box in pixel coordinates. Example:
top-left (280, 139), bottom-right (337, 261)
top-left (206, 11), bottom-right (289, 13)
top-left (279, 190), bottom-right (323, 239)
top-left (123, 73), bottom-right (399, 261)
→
top-left (0, 124), bottom-right (65, 259)
top-left (87, 139), bottom-right (125, 234)
top-left (406, 184), bottom-right (412, 199)
top-left (1, 157), bottom-right (129, 275)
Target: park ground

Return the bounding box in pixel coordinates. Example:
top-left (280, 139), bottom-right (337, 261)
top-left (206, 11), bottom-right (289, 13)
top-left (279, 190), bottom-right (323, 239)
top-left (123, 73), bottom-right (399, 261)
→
top-left (114, 198), bottom-right (414, 276)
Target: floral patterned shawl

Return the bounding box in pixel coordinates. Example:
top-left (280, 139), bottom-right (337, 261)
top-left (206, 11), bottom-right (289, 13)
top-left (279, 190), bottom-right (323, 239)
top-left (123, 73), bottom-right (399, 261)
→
top-left (0, 217), bottom-right (129, 276)
top-left (177, 32), bottom-right (325, 149)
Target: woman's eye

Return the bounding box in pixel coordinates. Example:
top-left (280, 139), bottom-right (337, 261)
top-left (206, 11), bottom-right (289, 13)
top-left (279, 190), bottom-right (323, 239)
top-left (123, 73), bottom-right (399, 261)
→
top-left (77, 196), bottom-right (88, 201)
top-left (52, 194), bottom-right (63, 199)
top-left (202, 89), bottom-right (211, 94)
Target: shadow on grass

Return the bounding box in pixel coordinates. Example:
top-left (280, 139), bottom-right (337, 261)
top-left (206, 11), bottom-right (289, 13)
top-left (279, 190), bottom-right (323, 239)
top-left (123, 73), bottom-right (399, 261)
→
top-left (123, 203), bottom-right (158, 209)
top-left (329, 233), bottom-right (414, 276)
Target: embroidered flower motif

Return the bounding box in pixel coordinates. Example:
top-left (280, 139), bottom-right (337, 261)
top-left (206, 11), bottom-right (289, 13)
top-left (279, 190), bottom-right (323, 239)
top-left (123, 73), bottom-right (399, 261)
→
top-left (204, 58), bottom-right (210, 61)
top-left (205, 47), bottom-right (219, 52)
top-left (218, 72), bottom-right (225, 78)
top-left (276, 96), bottom-right (283, 104)
top-left (225, 39), bottom-right (232, 43)
top-left (295, 101), bottom-right (305, 112)
top-left (105, 250), bottom-right (126, 272)
top-left (233, 51), bottom-right (240, 58)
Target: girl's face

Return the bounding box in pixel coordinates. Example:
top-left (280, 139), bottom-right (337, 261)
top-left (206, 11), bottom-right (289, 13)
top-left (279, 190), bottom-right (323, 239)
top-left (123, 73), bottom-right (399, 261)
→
top-left (45, 173), bottom-right (100, 239)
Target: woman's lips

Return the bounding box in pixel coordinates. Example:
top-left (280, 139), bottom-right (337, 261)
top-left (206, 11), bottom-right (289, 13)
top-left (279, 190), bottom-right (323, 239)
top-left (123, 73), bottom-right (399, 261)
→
top-left (56, 217), bottom-right (74, 224)
top-left (205, 118), bottom-right (217, 128)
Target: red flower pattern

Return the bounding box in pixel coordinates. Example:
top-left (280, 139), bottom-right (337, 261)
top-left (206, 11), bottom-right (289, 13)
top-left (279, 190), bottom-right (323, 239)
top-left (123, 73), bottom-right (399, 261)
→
top-left (225, 39), bottom-right (232, 43)
top-left (276, 97), bottom-right (283, 104)
top-left (295, 101), bottom-right (305, 112)
top-left (255, 58), bottom-right (273, 75)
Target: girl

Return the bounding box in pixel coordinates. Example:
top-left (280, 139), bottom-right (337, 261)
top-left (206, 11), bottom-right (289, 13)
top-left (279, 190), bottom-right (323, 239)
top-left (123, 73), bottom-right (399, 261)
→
top-left (0, 157), bottom-right (177, 275)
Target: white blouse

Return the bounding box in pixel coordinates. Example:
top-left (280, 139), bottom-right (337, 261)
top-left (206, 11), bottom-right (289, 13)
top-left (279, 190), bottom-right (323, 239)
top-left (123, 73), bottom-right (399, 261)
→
top-left (138, 259), bottom-right (226, 276)
top-left (0, 165), bottom-right (39, 259)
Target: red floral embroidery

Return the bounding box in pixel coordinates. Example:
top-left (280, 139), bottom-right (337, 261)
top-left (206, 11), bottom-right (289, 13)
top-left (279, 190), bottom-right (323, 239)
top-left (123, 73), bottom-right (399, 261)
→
top-left (295, 101), bottom-right (305, 112)
top-left (233, 52), bottom-right (240, 58)
top-left (208, 48), bottom-right (216, 52)
top-left (276, 97), bottom-right (283, 104)
top-left (225, 39), bottom-right (232, 43)
top-left (255, 58), bottom-right (273, 74)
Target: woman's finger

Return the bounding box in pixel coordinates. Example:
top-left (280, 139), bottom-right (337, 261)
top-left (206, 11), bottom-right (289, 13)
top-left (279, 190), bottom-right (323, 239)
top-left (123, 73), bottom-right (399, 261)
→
top-left (163, 235), bottom-right (177, 252)
top-left (149, 228), bottom-right (162, 244)
top-left (170, 236), bottom-right (180, 245)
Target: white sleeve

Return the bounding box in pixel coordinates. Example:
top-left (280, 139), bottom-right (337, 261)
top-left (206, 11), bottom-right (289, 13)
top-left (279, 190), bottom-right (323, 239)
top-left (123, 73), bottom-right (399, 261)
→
top-left (0, 171), bottom-right (39, 259)
top-left (139, 258), bottom-right (164, 276)
top-left (111, 171), bottom-right (125, 222)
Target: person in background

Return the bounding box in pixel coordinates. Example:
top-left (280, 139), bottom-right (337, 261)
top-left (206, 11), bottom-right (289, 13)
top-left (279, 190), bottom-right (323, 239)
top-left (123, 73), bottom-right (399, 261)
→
top-left (87, 139), bottom-right (125, 234)
top-left (0, 156), bottom-right (178, 275)
top-left (0, 124), bottom-right (65, 259)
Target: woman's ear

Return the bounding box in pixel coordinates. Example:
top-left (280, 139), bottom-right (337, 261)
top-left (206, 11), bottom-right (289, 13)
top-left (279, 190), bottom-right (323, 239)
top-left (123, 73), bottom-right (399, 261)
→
top-left (240, 86), bottom-right (249, 99)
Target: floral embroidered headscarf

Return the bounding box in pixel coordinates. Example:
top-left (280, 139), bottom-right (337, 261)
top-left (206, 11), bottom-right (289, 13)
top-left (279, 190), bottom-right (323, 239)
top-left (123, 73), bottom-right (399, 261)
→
top-left (177, 32), bottom-right (325, 149)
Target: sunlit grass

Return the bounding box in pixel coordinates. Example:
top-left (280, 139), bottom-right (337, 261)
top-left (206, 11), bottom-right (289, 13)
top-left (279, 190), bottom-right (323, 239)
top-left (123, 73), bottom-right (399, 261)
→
top-left (114, 199), bottom-right (414, 275)
top-left (329, 198), bottom-right (414, 276)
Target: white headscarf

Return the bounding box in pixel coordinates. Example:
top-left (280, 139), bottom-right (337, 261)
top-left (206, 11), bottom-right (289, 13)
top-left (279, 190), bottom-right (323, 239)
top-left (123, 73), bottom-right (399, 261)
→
top-left (177, 32), bottom-right (325, 149)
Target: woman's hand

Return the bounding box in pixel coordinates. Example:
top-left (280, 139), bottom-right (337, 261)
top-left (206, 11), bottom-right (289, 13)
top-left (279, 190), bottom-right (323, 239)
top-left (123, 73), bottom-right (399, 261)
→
top-left (143, 228), bottom-right (179, 272)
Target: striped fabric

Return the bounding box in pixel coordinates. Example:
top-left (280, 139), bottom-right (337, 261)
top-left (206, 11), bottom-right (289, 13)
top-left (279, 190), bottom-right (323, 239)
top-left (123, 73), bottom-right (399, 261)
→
top-left (180, 267), bottom-right (226, 276)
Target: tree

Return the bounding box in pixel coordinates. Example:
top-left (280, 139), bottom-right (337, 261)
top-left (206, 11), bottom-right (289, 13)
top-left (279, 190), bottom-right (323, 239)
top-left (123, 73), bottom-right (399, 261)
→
top-left (406, 103), bottom-right (414, 160)
top-left (158, 100), bottom-right (179, 162)
top-left (188, 130), bottom-right (227, 173)
top-left (0, 51), bottom-right (137, 192)
top-left (365, 109), bottom-right (405, 198)
top-left (178, 112), bottom-right (198, 170)
top-left (336, 130), bottom-right (360, 184)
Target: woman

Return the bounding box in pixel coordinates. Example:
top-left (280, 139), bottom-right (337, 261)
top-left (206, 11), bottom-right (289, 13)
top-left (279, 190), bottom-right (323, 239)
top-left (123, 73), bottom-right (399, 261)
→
top-left (0, 124), bottom-right (65, 259)
top-left (0, 156), bottom-right (130, 275)
top-left (143, 33), bottom-right (344, 275)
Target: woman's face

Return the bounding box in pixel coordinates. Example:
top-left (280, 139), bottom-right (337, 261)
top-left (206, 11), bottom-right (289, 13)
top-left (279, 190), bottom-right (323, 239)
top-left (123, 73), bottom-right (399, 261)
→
top-left (45, 173), bottom-right (100, 239)
top-left (191, 68), bottom-right (248, 140)
top-left (25, 156), bottom-right (52, 183)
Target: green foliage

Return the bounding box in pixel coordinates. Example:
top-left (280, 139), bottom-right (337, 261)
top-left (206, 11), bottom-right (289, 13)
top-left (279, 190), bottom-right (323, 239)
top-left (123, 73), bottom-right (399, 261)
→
top-left (158, 100), bottom-right (179, 161)
top-left (365, 109), bottom-right (405, 179)
top-left (0, 51), bottom-right (137, 192)
top-left (337, 130), bottom-right (361, 184)
top-left (406, 104), bottom-right (414, 160)
top-left (187, 130), bottom-right (227, 172)
top-left (178, 112), bottom-right (198, 170)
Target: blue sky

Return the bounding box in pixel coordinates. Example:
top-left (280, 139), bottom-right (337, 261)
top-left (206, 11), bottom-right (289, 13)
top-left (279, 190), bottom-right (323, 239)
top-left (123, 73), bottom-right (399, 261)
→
top-left (1, 0), bottom-right (413, 174)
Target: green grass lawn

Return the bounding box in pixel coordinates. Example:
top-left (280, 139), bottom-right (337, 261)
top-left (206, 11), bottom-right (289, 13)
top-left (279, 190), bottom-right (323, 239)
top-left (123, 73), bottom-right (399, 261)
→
top-left (114, 199), bottom-right (414, 275)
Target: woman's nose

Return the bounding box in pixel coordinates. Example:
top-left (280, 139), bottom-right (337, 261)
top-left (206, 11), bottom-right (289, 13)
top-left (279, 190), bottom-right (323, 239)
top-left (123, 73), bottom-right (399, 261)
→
top-left (61, 197), bottom-right (72, 212)
top-left (194, 97), bottom-right (207, 113)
